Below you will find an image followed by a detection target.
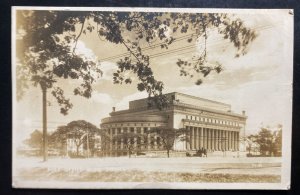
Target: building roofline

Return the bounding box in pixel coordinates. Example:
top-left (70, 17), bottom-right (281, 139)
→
top-left (109, 102), bottom-right (246, 119)
top-left (167, 92), bottom-right (231, 107)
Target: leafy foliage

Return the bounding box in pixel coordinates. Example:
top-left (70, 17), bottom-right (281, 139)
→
top-left (112, 132), bottom-right (147, 158)
top-left (50, 120), bottom-right (102, 156)
top-left (147, 126), bottom-right (188, 157)
top-left (23, 130), bottom-right (43, 149)
top-left (249, 125), bottom-right (282, 156)
top-left (16, 10), bottom-right (257, 112)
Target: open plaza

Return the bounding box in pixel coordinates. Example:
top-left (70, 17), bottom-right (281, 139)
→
top-left (13, 156), bottom-right (281, 183)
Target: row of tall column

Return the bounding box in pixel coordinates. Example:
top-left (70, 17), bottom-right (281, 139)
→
top-left (107, 127), bottom-right (162, 151)
top-left (186, 126), bottom-right (239, 151)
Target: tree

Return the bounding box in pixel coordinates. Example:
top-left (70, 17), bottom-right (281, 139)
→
top-left (16, 10), bottom-right (257, 161)
top-left (23, 130), bottom-right (43, 153)
top-left (112, 132), bottom-right (147, 158)
top-left (246, 134), bottom-right (257, 155)
top-left (273, 124), bottom-right (282, 156)
top-left (253, 128), bottom-right (274, 156)
top-left (23, 130), bottom-right (51, 155)
top-left (51, 120), bottom-right (101, 157)
top-left (49, 125), bottom-right (69, 156)
top-left (99, 131), bottom-right (112, 157)
top-left (147, 126), bottom-right (187, 158)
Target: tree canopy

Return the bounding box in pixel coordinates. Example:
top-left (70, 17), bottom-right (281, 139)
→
top-left (16, 10), bottom-right (257, 113)
top-left (147, 126), bottom-right (188, 157)
top-left (23, 129), bottom-right (43, 149)
top-left (248, 126), bottom-right (282, 156)
top-left (112, 132), bottom-right (147, 157)
top-left (50, 120), bottom-right (102, 156)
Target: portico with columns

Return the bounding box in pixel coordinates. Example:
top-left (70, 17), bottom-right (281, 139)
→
top-left (100, 92), bottom-right (247, 156)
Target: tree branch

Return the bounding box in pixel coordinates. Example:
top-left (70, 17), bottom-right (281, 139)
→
top-left (73, 19), bottom-right (86, 54)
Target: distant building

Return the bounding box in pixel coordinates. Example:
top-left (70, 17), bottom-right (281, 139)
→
top-left (100, 92), bottom-right (247, 156)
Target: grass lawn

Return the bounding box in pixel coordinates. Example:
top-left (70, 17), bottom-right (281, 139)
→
top-left (17, 167), bottom-right (280, 183)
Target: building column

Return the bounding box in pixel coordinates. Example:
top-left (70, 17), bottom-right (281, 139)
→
top-left (237, 132), bottom-right (240, 151)
top-left (134, 128), bottom-right (138, 151)
top-left (195, 126), bottom-right (197, 150)
top-left (189, 126), bottom-right (193, 150)
top-left (121, 128), bottom-right (124, 150)
top-left (200, 127), bottom-right (203, 148)
top-left (211, 129), bottom-right (215, 151)
top-left (228, 131), bottom-right (232, 150)
top-left (221, 130), bottom-right (225, 151)
top-left (218, 130), bottom-right (220, 151)
top-left (233, 131), bottom-right (236, 151)
top-left (154, 131), bottom-right (157, 150)
top-left (235, 131), bottom-right (238, 151)
top-left (147, 128), bottom-right (151, 150)
top-left (207, 129), bottom-right (211, 150)
top-left (226, 131), bottom-right (229, 151)
top-left (228, 130), bottom-right (231, 150)
top-left (195, 127), bottom-right (199, 150)
top-left (215, 129), bottom-right (218, 151)
top-left (231, 131), bottom-right (234, 150)
top-left (109, 129), bottom-right (113, 156)
top-left (193, 126), bottom-right (196, 150)
top-left (203, 128), bottom-right (206, 149)
top-left (215, 130), bottom-right (218, 151)
top-left (141, 128), bottom-right (144, 150)
top-left (185, 126), bottom-right (190, 150)
top-left (206, 128), bottom-right (209, 149)
top-left (191, 127), bottom-right (194, 150)
top-left (195, 127), bottom-right (197, 149)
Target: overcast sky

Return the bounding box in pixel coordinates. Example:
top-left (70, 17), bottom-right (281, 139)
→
top-left (13, 9), bottom-right (293, 145)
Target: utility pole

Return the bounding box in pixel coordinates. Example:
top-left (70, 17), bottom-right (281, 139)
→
top-left (41, 83), bottom-right (48, 162)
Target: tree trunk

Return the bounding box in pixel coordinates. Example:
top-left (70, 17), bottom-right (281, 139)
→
top-left (76, 145), bottom-right (80, 157)
top-left (248, 145), bottom-right (251, 155)
top-left (41, 85), bottom-right (48, 162)
top-left (167, 149), bottom-right (170, 158)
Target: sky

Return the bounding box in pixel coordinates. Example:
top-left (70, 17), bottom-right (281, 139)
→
top-left (13, 9), bottom-right (293, 146)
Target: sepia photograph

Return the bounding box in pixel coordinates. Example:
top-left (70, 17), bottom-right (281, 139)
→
top-left (12, 7), bottom-right (293, 189)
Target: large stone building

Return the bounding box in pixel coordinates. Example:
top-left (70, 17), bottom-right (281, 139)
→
top-left (100, 92), bottom-right (247, 156)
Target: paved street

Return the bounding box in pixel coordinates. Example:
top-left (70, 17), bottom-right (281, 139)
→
top-left (14, 156), bottom-right (281, 176)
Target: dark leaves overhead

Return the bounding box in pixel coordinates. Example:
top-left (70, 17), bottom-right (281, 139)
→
top-left (16, 10), bottom-right (257, 113)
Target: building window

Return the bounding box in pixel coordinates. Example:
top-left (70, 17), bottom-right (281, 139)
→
top-left (186, 115), bottom-right (188, 119)
top-left (130, 127), bottom-right (134, 133)
top-left (137, 127), bottom-right (141, 134)
top-left (117, 128), bottom-right (121, 134)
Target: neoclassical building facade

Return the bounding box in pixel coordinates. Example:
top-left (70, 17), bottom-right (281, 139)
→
top-left (100, 92), bottom-right (247, 156)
